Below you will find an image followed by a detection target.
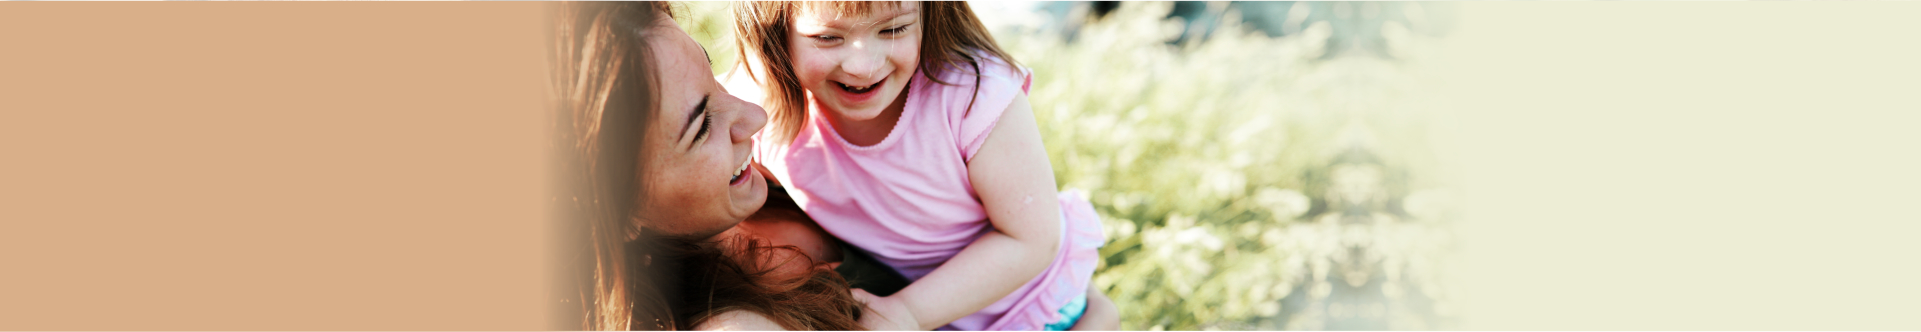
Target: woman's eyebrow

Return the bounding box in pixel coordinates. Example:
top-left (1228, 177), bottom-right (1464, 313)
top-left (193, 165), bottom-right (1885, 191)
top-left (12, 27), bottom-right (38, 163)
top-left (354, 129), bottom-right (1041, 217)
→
top-left (681, 94), bottom-right (709, 145)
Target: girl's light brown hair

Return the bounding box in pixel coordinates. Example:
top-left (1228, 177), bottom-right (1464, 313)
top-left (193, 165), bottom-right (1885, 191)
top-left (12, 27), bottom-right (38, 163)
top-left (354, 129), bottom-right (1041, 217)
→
top-left (550, 2), bottom-right (864, 330)
top-left (732, 1), bottom-right (1021, 145)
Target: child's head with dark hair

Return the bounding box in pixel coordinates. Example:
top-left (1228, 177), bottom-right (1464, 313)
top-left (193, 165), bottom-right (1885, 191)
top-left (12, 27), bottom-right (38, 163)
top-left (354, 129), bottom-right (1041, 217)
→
top-left (732, 1), bottom-right (1019, 145)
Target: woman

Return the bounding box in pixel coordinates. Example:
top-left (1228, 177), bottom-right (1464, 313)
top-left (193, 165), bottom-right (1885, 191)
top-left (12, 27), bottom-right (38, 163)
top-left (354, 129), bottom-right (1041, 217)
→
top-left (554, 2), bottom-right (863, 329)
top-left (551, 2), bottom-right (1114, 330)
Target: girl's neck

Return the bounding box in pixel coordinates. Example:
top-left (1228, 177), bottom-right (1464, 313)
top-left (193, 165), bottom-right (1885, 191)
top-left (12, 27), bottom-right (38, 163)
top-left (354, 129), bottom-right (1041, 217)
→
top-left (818, 85), bottom-right (910, 147)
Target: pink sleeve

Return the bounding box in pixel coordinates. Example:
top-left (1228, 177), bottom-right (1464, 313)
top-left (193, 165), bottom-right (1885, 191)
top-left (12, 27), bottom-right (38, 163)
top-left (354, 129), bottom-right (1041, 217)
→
top-left (956, 65), bottom-right (1033, 163)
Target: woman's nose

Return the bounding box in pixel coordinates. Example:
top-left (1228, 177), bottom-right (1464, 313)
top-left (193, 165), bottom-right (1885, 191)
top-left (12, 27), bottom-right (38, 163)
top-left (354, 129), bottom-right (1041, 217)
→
top-left (730, 97), bottom-right (767, 143)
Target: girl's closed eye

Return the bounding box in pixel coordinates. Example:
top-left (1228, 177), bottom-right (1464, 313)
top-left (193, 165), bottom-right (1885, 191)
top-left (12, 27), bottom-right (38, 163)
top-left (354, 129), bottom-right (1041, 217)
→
top-left (810, 34), bottom-right (842, 43)
top-left (880, 25), bottom-right (910, 35)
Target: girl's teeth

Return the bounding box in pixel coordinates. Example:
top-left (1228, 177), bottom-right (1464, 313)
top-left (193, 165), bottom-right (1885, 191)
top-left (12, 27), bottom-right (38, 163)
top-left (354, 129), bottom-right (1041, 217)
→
top-left (839, 82), bottom-right (876, 92)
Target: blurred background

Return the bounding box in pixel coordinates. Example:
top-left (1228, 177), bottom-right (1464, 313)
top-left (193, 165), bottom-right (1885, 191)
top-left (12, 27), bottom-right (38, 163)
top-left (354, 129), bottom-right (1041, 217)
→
top-left (677, 2), bottom-right (1462, 330)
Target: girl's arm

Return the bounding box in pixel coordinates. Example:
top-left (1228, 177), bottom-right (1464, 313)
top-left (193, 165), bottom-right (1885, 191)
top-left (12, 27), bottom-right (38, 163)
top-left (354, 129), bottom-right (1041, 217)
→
top-left (856, 93), bottom-right (1063, 330)
top-left (1070, 286), bottom-right (1120, 331)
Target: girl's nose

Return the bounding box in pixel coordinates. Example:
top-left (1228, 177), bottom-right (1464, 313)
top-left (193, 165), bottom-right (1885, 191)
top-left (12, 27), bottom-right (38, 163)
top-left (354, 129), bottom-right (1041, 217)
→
top-left (839, 40), bottom-right (888, 80)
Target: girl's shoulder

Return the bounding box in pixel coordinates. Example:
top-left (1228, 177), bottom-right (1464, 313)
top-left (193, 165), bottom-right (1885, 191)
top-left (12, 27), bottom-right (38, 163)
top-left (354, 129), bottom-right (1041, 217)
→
top-left (915, 50), bottom-right (1032, 162)
top-left (922, 51), bottom-right (1030, 96)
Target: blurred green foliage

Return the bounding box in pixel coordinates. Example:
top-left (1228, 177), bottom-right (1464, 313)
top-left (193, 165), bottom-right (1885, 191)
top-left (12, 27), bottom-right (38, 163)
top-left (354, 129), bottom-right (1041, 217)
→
top-left (673, 2), bottom-right (739, 76)
top-left (1004, 3), bottom-right (1458, 329)
top-left (677, 2), bottom-right (1458, 330)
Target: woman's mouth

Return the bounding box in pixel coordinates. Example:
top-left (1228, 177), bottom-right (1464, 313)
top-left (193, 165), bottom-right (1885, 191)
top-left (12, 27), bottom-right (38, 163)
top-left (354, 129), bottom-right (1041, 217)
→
top-left (728, 157), bottom-right (750, 186)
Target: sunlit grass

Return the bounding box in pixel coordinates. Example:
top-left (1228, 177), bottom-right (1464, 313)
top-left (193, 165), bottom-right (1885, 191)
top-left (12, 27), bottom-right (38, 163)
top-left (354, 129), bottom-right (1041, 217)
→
top-left (1001, 3), bottom-right (1456, 329)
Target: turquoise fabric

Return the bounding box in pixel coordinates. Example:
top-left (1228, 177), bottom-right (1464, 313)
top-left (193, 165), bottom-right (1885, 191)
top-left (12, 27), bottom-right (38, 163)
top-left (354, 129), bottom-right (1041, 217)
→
top-left (1041, 293), bottom-right (1089, 331)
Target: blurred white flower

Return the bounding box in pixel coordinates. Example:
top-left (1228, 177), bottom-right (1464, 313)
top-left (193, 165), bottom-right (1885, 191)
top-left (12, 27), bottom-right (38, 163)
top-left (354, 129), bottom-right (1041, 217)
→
top-left (1330, 164), bottom-right (1385, 208)
top-left (1253, 188), bottom-right (1313, 220)
top-left (1174, 227), bottom-right (1225, 251)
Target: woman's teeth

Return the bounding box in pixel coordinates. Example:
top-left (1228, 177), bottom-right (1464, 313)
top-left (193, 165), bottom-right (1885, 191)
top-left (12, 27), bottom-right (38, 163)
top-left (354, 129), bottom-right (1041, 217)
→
top-left (836, 81), bottom-right (878, 93)
top-left (729, 158), bottom-right (750, 184)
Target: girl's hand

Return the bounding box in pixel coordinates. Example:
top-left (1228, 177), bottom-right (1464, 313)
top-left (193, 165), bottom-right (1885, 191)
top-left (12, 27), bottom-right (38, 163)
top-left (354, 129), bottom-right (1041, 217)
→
top-left (852, 288), bottom-right (921, 331)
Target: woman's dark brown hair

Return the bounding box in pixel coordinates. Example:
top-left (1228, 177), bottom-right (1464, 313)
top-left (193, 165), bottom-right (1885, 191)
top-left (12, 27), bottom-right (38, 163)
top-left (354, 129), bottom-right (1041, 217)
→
top-left (550, 2), bottom-right (864, 330)
top-left (731, 1), bottom-right (1021, 145)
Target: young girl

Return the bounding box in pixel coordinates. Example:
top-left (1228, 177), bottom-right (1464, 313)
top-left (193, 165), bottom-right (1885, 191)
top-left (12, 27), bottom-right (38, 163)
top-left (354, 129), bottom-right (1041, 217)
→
top-left (722, 2), bottom-right (1108, 330)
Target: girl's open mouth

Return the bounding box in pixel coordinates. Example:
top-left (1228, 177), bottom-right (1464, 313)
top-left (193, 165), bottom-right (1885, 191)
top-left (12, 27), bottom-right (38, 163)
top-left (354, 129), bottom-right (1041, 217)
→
top-left (834, 79), bottom-right (882, 95)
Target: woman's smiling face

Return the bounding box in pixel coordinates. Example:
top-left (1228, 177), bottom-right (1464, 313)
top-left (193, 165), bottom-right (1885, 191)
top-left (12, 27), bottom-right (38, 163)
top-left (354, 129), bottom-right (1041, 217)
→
top-left (788, 2), bottom-right (922, 121)
top-left (634, 17), bottom-right (770, 240)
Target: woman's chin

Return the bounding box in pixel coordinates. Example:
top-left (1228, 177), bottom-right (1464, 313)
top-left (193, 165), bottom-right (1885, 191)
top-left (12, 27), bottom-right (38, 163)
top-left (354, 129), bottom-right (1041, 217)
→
top-left (730, 167), bottom-right (768, 215)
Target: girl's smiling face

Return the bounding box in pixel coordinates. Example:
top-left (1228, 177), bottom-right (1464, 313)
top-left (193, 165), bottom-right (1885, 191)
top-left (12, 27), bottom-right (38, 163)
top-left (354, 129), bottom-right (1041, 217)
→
top-left (788, 2), bottom-right (921, 121)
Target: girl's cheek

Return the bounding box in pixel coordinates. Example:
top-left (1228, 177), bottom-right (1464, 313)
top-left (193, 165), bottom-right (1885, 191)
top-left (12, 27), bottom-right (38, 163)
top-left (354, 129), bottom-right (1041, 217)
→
top-left (789, 52), bottom-right (819, 81)
top-left (891, 39), bottom-right (919, 67)
top-left (894, 51), bottom-right (918, 72)
top-left (799, 58), bottom-right (834, 90)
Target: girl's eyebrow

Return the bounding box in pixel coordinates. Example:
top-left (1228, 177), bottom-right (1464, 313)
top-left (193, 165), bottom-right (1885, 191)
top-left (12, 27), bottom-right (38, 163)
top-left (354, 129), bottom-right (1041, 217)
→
top-left (877, 9), bottom-right (918, 23)
top-left (813, 8), bottom-right (919, 29)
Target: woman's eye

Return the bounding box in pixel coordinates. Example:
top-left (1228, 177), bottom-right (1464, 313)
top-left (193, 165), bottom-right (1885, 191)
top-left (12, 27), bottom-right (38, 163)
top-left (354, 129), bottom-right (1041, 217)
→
top-left (696, 111), bottom-right (713, 142)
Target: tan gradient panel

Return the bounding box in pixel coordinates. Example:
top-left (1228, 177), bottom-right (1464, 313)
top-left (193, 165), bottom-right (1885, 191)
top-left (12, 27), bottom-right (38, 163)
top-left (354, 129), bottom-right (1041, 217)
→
top-left (1443, 2), bottom-right (1921, 330)
top-left (0, 2), bottom-right (551, 330)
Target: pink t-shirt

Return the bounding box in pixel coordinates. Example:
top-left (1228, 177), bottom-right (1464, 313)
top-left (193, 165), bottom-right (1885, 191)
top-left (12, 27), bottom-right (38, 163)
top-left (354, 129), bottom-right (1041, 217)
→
top-left (728, 56), bottom-right (1105, 330)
